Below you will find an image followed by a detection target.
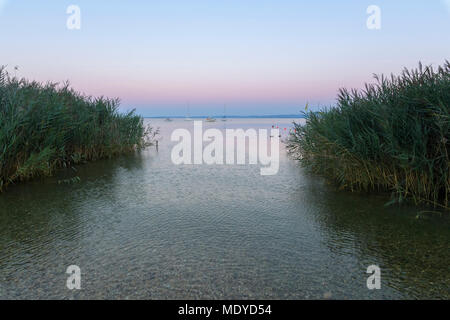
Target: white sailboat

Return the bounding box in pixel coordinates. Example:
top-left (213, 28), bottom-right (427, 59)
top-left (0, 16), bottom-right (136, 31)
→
top-left (184, 103), bottom-right (193, 121)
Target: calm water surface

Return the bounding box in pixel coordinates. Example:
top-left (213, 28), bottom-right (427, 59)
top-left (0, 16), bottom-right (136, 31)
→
top-left (0, 119), bottom-right (449, 299)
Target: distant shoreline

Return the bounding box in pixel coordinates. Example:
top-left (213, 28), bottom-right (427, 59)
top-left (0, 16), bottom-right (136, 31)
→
top-left (143, 114), bottom-right (305, 119)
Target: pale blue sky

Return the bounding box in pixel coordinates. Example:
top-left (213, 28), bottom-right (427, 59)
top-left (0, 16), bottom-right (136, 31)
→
top-left (0, 1), bottom-right (449, 116)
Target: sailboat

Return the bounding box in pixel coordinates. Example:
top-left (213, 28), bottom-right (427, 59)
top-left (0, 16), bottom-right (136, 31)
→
top-left (184, 103), bottom-right (193, 121)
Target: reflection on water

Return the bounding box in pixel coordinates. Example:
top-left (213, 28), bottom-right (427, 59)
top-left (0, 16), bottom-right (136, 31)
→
top-left (0, 119), bottom-right (449, 299)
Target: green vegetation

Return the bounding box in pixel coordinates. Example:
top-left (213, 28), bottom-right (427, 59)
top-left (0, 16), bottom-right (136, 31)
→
top-left (288, 62), bottom-right (450, 209)
top-left (0, 67), bottom-right (155, 192)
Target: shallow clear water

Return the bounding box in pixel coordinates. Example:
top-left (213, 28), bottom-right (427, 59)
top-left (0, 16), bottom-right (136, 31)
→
top-left (0, 118), bottom-right (449, 300)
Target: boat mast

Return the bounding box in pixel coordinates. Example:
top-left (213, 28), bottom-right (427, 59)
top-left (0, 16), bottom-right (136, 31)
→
top-left (186, 102), bottom-right (191, 120)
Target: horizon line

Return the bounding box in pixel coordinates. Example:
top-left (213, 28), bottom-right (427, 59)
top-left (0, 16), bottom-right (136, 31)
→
top-left (143, 114), bottom-right (306, 119)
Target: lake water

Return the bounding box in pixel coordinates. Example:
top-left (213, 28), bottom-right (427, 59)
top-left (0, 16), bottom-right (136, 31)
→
top-left (0, 118), bottom-right (449, 299)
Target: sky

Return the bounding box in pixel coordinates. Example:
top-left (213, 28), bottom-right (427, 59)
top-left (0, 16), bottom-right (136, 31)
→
top-left (0, 0), bottom-right (449, 116)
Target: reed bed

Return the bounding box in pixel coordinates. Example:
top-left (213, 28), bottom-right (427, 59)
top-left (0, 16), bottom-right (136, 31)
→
top-left (288, 62), bottom-right (450, 209)
top-left (0, 67), bottom-right (155, 192)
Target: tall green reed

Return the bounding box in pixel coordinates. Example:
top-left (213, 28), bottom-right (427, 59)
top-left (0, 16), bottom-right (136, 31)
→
top-left (0, 67), bottom-right (156, 192)
top-left (288, 61), bottom-right (450, 209)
